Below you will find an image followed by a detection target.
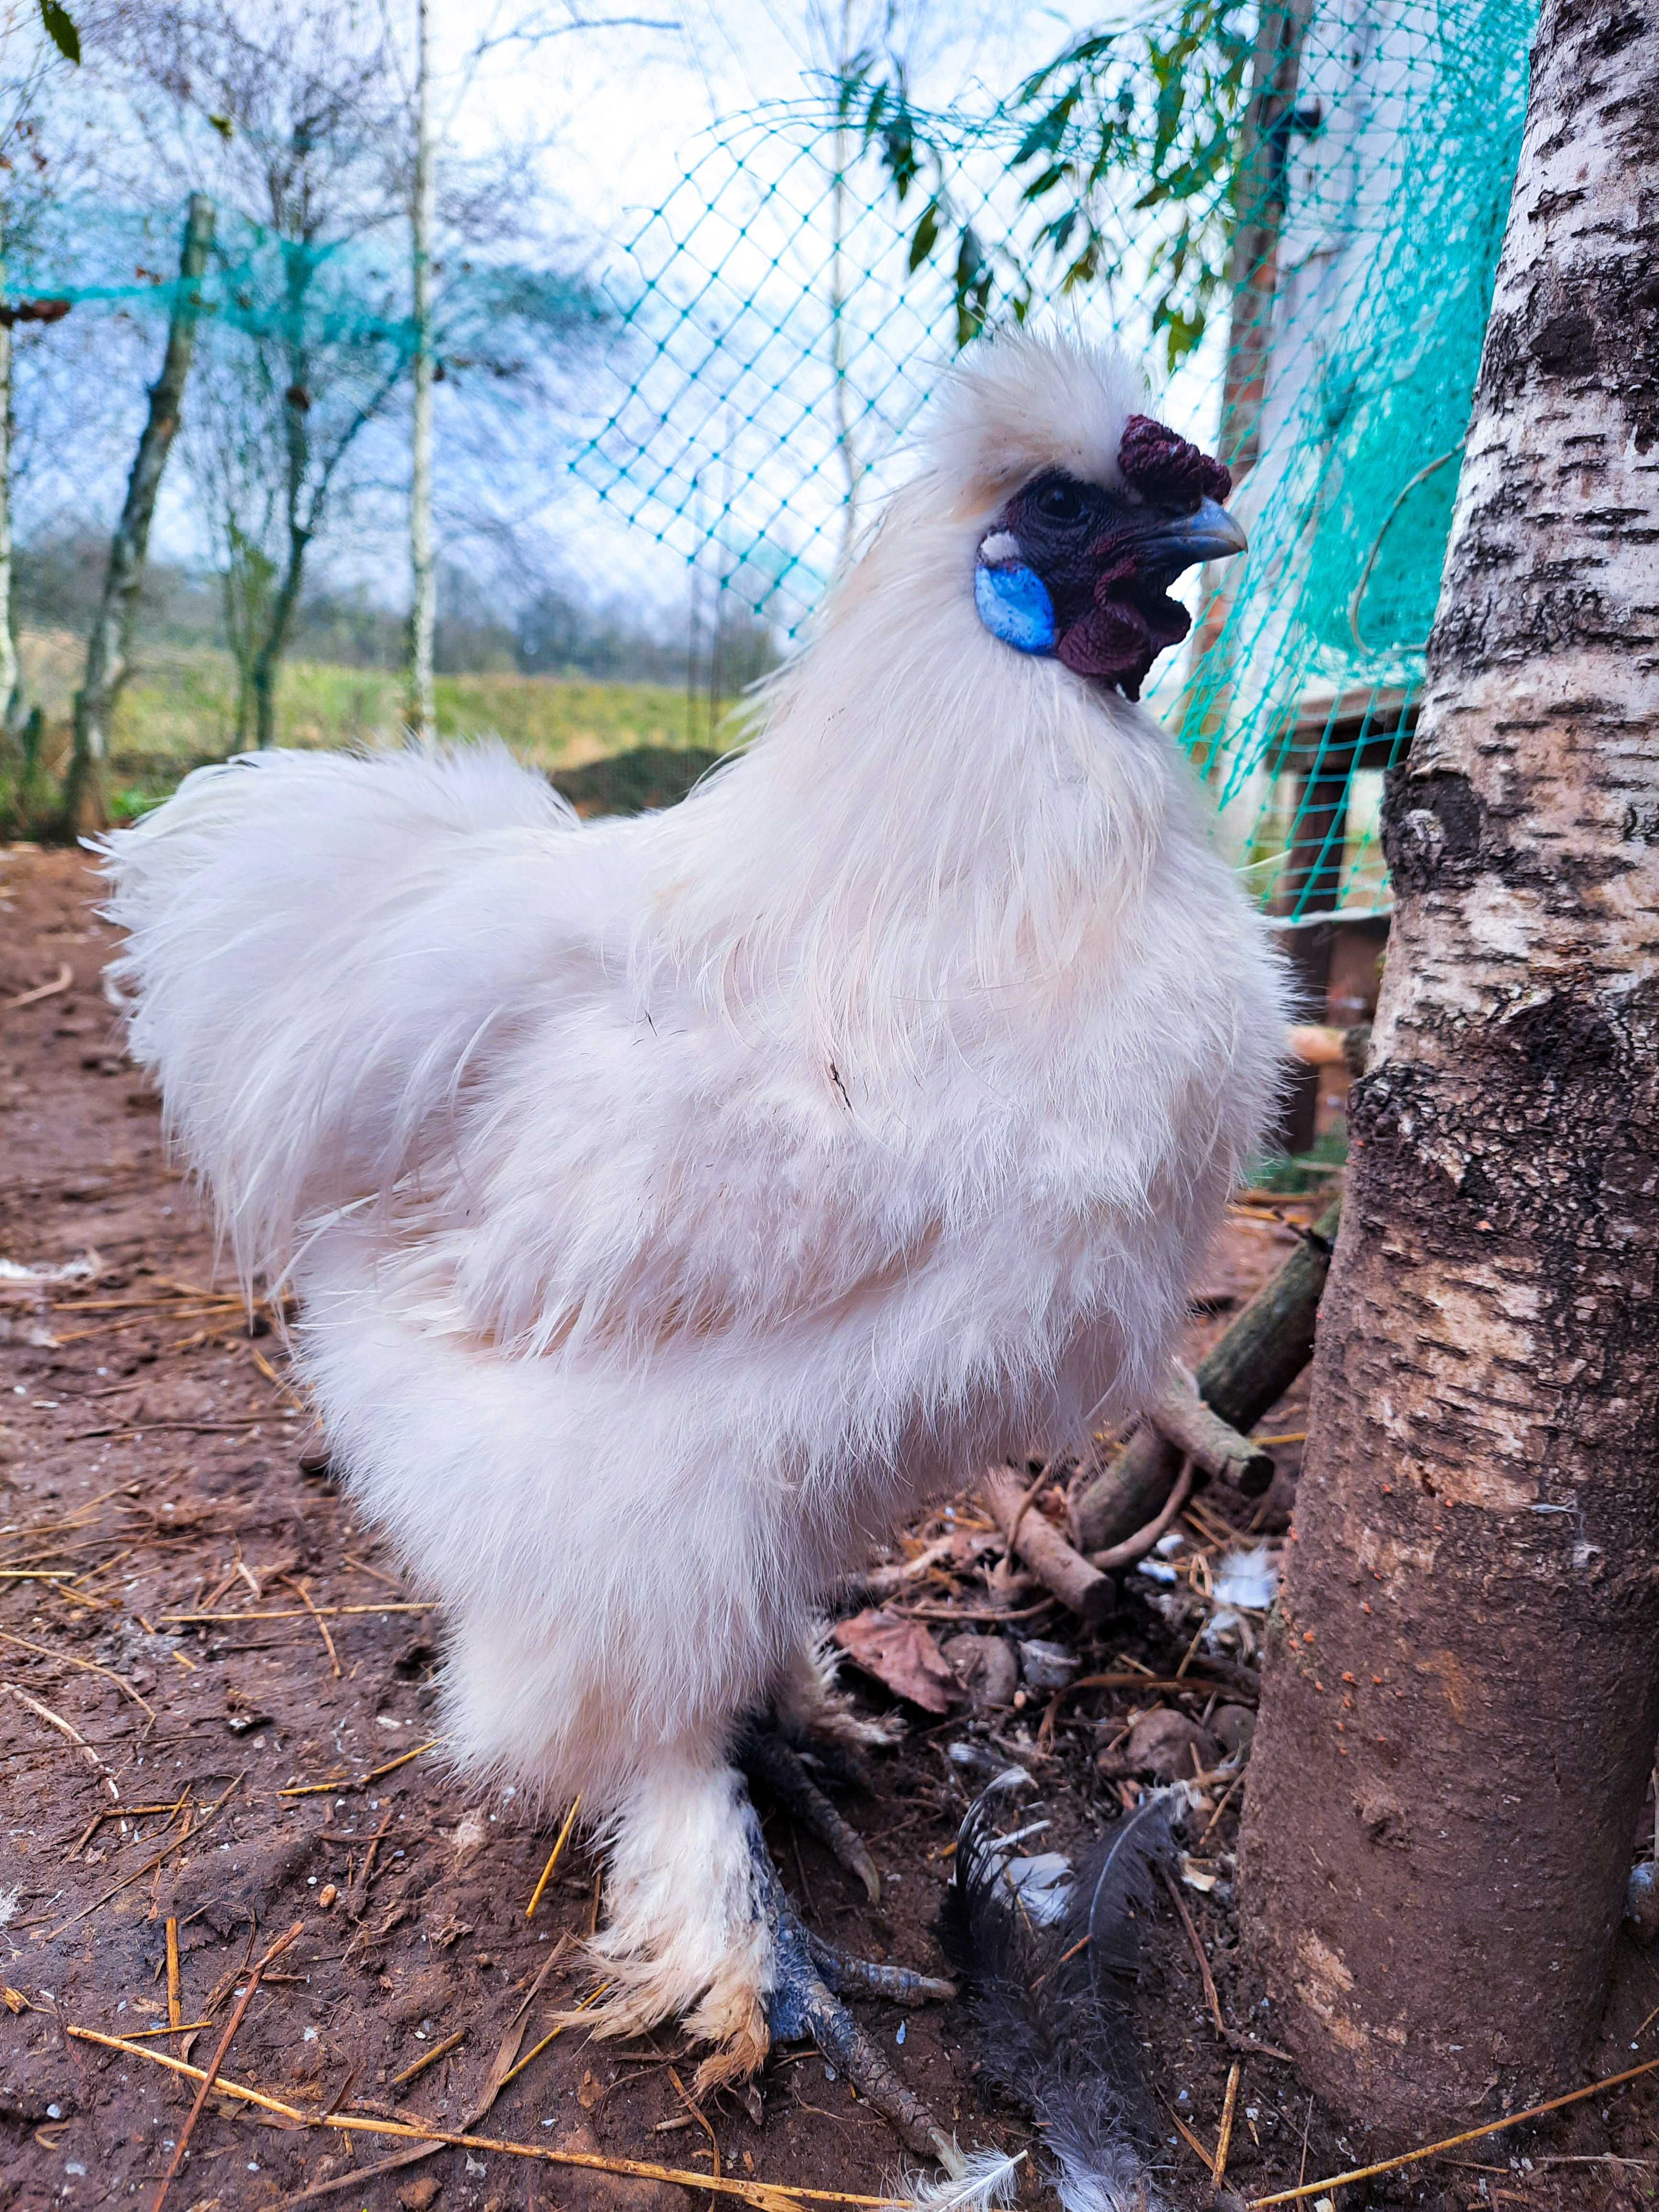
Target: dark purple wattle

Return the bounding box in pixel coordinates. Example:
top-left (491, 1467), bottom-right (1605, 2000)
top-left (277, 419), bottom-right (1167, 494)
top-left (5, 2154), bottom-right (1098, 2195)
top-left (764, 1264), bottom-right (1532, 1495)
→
top-left (1117, 414), bottom-right (1233, 508)
top-left (1055, 586), bottom-right (1191, 699)
top-left (1047, 416), bottom-right (1228, 695)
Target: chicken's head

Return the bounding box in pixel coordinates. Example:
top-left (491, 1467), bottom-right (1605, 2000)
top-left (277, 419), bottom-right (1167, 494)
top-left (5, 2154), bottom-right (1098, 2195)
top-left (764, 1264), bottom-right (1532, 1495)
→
top-left (973, 413), bottom-right (1245, 701)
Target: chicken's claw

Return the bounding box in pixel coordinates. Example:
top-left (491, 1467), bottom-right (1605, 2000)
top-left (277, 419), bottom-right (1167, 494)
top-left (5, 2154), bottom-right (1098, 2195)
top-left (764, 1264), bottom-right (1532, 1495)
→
top-left (807, 1933), bottom-right (955, 2006)
top-left (744, 1809), bottom-right (960, 2168)
top-left (739, 1721), bottom-right (883, 1902)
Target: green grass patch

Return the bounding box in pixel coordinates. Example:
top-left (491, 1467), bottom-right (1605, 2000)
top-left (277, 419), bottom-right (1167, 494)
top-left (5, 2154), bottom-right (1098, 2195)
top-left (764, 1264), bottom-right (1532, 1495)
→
top-left (15, 630), bottom-right (737, 825)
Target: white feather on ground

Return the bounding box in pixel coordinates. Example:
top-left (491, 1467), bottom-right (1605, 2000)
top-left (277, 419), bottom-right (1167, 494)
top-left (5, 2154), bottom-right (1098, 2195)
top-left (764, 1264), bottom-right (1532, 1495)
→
top-left (102, 328), bottom-right (1287, 2092)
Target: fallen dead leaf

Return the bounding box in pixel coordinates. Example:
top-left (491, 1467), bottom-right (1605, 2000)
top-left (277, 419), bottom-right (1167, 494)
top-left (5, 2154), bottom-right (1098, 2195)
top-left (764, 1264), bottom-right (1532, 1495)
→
top-left (832, 1608), bottom-right (959, 1714)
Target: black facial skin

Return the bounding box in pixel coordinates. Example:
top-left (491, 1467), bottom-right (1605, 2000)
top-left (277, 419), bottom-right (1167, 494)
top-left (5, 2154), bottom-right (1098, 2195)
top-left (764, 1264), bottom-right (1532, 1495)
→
top-left (986, 453), bottom-right (1245, 699)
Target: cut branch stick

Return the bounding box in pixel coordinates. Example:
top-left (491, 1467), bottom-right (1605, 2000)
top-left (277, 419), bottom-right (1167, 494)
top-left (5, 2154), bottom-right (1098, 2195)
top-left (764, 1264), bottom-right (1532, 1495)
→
top-left (1073, 1195), bottom-right (1341, 1553)
top-left (1145, 1365), bottom-right (1275, 1496)
top-left (1286, 1022), bottom-right (1370, 1069)
top-left (984, 1468), bottom-right (1114, 1623)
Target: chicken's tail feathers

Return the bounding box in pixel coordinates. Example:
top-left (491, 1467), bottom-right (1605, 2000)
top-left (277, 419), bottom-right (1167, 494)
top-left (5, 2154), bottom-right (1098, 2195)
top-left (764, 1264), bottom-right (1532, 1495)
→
top-left (101, 743), bottom-right (579, 1290)
top-left (937, 1778), bottom-right (1181, 2212)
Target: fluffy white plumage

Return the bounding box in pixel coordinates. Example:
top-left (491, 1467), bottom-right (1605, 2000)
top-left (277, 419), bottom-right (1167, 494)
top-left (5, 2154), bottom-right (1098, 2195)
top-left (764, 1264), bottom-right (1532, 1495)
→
top-left (103, 331), bottom-right (1287, 2089)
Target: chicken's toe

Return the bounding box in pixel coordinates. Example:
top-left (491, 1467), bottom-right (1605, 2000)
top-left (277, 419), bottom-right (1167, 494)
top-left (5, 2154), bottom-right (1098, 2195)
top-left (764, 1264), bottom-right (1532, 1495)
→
top-left (746, 1809), bottom-right (959, 2168)
top-left (740, 1720), bottom-right (882, 1901)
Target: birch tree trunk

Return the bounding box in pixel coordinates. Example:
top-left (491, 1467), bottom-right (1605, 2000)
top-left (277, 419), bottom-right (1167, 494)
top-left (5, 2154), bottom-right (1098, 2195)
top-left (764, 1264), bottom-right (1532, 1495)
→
top-left (65, 193), bottom-right (214, 838)
top-left (0, 222), bottom-right (19, 745)
top-left (407, 0), bottom-right (436, 743)
top-left (1238, 0), bottom-right (1659, 2142)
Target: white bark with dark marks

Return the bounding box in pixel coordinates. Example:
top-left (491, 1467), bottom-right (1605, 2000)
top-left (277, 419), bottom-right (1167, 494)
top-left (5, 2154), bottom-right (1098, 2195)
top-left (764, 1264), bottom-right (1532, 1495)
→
top-left (1239, 0), bottom-right (1659, 2141)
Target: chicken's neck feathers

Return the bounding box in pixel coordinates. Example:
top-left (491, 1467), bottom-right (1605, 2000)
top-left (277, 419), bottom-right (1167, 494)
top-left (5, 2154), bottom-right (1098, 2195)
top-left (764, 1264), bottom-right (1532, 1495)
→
top-left (641, 512), bottom-right (1181, 1080)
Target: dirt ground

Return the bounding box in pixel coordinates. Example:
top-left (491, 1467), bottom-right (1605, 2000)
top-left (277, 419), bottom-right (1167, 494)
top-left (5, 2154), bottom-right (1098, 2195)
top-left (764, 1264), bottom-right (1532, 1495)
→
top-left (1, 846), bottom-right (1657, 2212)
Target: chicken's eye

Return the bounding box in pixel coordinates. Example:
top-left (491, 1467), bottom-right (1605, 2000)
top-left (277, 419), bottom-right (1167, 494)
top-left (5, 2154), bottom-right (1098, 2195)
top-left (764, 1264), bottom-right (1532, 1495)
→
top-left (1034, 479), bottom-right (1088, 525)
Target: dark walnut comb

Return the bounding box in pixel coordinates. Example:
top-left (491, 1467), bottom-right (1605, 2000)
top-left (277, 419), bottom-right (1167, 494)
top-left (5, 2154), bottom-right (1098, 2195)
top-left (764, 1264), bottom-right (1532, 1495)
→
top-left (1117, 414), bottom-right (1232, 509)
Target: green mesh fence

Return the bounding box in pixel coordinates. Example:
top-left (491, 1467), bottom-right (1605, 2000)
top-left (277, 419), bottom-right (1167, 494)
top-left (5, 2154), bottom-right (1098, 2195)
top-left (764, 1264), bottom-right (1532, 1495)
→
top-left (4, 0), bottom-right (1534, 916)
top-left (578, 0), bottom-right (1536, 918)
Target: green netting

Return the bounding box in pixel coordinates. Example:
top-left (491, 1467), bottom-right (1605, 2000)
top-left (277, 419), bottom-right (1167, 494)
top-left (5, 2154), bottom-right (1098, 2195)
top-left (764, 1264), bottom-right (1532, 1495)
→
top-left (577, 0), bottom-right (1535, 918)
top-left (3, 0), bottom-right (1534, 915)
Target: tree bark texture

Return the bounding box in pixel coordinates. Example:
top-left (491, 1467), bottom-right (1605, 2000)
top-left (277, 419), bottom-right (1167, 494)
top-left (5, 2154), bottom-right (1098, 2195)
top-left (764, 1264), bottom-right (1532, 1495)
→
top-left (66, 194), bottom-right (214, 838)
top-left (1239, 0), bottom-right (1659, 2143)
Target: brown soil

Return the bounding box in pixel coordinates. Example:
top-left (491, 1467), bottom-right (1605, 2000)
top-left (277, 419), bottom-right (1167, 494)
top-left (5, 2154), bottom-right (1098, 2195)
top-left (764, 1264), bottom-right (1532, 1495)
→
top-left (0, 847), bottom-right (1655, 2212)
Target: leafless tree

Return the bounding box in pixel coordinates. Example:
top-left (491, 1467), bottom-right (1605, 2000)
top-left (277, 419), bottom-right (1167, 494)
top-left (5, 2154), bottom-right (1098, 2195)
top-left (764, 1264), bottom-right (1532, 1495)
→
top-left (109, 0), bottom-right (408, 746)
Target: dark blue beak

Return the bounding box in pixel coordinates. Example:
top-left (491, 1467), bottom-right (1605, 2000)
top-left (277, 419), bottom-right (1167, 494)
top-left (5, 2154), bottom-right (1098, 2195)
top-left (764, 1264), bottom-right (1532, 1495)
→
top-left (1138, 496), bottom-right (1249, 574)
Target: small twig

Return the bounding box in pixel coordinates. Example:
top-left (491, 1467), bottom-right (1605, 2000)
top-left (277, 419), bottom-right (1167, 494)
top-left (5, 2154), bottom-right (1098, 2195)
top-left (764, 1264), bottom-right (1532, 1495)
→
top-left (277, 1738), bottom-right (440, 1798)
top-left (1166, 2100), bottom-right (1218, 2172)
top-left (1088, 1460), bottom-right (1194, 1573)
top-left (390, 2027), bottom-right (465, 2088)
top-left (1197, 1773), bottom-right (1245, 1852)
top-left (1, 961), bottom-right (72, 1012)
top-left (1249, 2055), bottom-right (1659, 2206)
top-left (150, 1918), bottom-right (303, 2212)
top-left (0, 1627), bottom-right (155, 1716)
top-left (669, 2062), bottom-right (722, 2212)
top-left (891, 1598), bottom-right (1058, 1624)
top-left (1159, 1865), bottom-right (1225, 2039)
top-left (2, 1682), bottom-right (116, 1791)
top-left (68, 2025), bottom-right (899, 2210)
top-left (167, 1603), bottom-right (433, 1624)
top-left (350, 1808), bottom-right (396, 1913)
top-left (498, 1980), bottom-right (611, 2091)
top-left (44, 1777), bottom-right (243, 1937)
top-left (1213, 2061), bottom-right (1241, 2187)
top-left (165, 1917), bottom-right (182, 2030)
top-left (282, 1576), bottom-right (342, 1678)
top-left (527, 1794), bottom-right (582, 1917)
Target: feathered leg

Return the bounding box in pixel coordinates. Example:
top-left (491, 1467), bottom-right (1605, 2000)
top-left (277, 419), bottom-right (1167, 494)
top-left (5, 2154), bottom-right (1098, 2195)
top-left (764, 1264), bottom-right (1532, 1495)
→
top-left (577, 1745), bottom-right (956, 2154)
top-left (585, 1750), bottom-right (774, 2084)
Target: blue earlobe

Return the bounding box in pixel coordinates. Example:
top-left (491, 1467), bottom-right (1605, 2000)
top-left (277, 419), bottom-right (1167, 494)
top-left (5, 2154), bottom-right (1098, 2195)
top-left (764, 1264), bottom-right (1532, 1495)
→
top-left (974, 561), bottom-right (1057, 655)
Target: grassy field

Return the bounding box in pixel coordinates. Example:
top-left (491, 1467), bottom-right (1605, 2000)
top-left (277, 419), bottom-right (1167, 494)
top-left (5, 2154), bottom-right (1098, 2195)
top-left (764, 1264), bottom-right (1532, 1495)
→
top-left (16, 628), bottom-right (731, 821)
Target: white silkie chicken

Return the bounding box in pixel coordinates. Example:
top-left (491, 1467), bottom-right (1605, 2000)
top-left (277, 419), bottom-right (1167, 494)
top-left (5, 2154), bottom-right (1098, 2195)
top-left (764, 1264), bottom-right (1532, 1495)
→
top-left (105, 332), bottom-right (1285, 2162)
